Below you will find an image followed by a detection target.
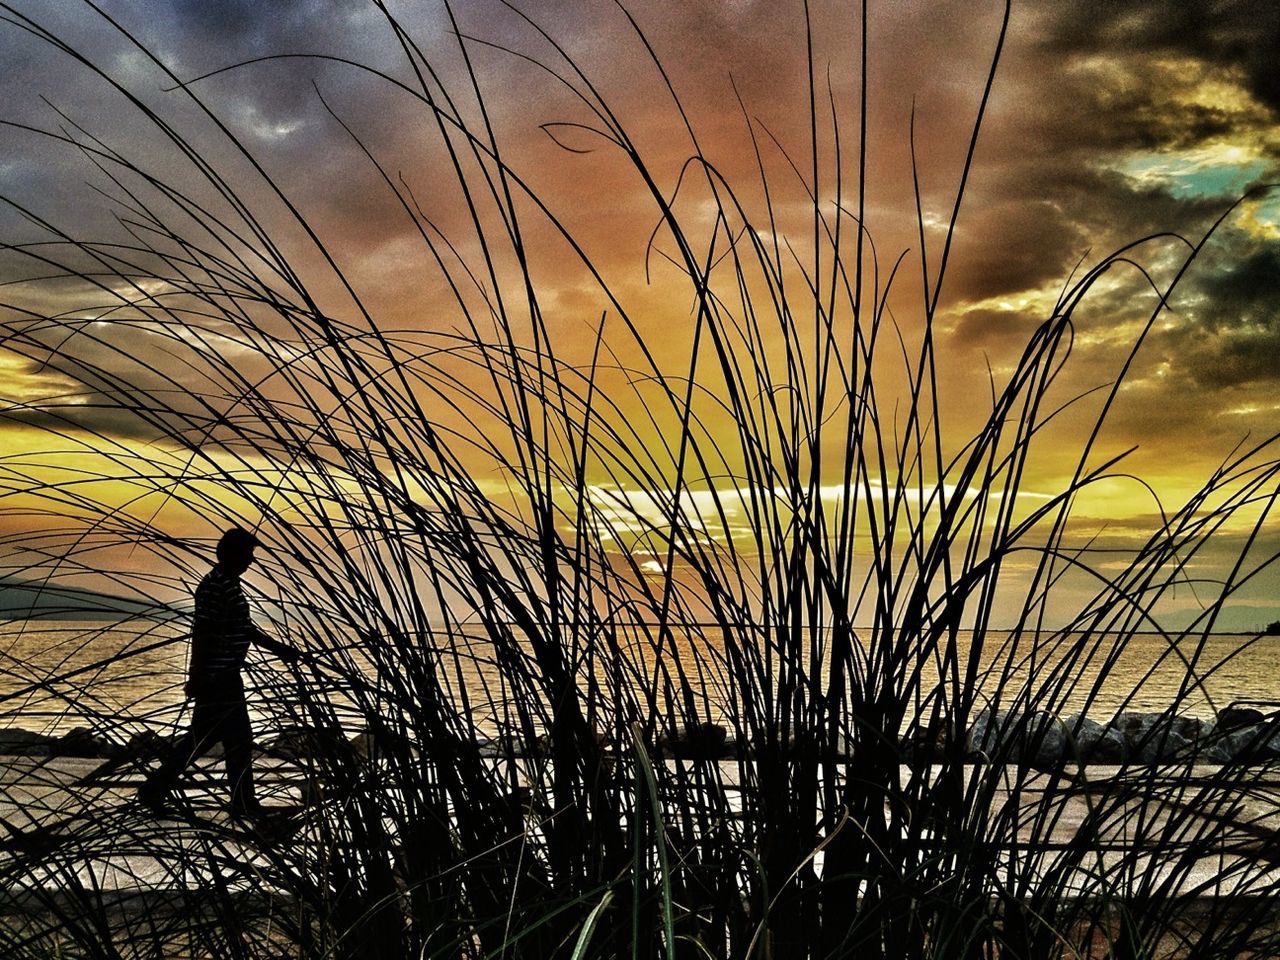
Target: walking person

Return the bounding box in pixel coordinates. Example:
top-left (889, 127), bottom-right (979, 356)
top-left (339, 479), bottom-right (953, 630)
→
top-left (139, 527), bottom-right (298, 817)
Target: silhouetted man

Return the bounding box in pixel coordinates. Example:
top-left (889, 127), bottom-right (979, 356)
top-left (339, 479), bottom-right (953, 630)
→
top-left (140, 527), bottom-right (297, 817)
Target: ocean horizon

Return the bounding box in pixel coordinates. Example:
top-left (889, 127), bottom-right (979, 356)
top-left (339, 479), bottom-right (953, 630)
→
top-left (5, 619), bottom-right (1279, 738)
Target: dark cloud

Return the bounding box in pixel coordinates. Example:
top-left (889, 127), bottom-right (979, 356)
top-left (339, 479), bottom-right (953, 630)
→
top-left (939, 168), bottom-right (1223, 310)
top-left (166, 0), bottom-right (340, 49)
top-left (1016, 56), bottom-right (1273, 155)
top-left (1194, 329), bottom-right (1280, 387)
top-left (934, 0), bottom-right (1280, 416)
top-left (1197, 244), bottom-right (1280, 329)
top-left (0, 404), bottom-right (171, 444)
top-left (946, 199), bottom-right (1089, 301)
top-left (1039, 0), bottom-right (1280, 114)
top-left (1136, 226), bottom-right (1280, 390)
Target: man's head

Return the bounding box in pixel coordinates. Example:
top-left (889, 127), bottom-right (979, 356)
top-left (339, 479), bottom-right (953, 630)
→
top-left (216, 527), bottom-right (259, 577)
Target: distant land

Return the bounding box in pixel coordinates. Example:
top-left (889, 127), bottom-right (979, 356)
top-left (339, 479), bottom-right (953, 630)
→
top-left (0, 577), bottom-right (1272, 635)
top-left (0, 576), bottom-right (178, 621)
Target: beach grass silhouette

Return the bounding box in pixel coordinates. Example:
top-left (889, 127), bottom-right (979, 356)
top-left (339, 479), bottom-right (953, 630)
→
top-left (2, 1), bottom-right (1280, 957)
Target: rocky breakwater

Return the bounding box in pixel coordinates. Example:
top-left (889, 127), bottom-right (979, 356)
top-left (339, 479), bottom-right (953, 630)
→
top-left (5, 706), bottom-right (1280, 768)
top-left (0, 726), bottom-right (125, 759)
top-left (0, 724), bottom-right (420, 767)
top-left (966, 704), bottom-right (1280, 767)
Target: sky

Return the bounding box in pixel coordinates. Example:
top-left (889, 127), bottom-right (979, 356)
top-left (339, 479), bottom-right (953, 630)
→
top-left (1, 0), bottom-right (1278, 628)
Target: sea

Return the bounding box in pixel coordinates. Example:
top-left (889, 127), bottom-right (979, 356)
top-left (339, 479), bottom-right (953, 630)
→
top-left (3, 620), bottom-right (1279, 739)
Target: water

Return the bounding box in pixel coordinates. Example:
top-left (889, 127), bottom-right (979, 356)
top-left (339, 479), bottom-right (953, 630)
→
top-left (3, 620), bottom-right (1278, 738)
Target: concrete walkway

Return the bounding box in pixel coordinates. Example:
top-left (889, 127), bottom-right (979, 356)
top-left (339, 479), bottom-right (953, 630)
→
top-left (3, 756), bottom-right (1280, 900)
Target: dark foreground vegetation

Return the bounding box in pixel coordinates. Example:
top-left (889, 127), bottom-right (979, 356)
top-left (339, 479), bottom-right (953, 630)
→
top-left (2, 1), bottom-right (1280, 957)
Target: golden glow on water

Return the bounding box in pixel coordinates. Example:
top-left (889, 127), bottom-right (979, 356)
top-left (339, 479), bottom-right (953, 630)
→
top-left (5, 621), bottom-right (1277, 738)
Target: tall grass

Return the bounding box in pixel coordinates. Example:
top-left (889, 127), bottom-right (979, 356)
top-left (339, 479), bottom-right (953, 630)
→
top-left (2, 1), bottom-right (1280, 957)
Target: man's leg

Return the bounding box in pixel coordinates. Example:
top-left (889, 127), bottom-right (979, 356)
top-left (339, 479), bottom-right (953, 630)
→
top-left (140, 699), bottom-right (218, 805)
top-left (222, 694), bottom-right (259, 814)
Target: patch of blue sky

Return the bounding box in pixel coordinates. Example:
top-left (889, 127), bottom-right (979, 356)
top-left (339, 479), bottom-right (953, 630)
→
top-left (1247, 191), bottom-right (1280, 230)
top-left (1115, 150), bottom-right (1268, 200)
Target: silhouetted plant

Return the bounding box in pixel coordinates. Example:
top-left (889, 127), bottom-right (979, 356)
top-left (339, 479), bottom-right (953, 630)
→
top-left (2, 2), bottom-right (1279, 958)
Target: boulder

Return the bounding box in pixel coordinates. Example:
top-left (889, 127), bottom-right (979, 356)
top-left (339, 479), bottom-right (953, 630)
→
top-left (477, 736), bottom-right (525, 758)
top-left (967, 708), bottom-right (1015, 759)
top-left (0, 728), bottom-right (56, 756)
top-left (123, 730), bottom-right (170, 757)
top-left (1198, 733), bottom-right (1245, 764)
top-left (261, 727), bottom-right (348, 762)
top-left (1216, 722), bottom-right (1280, 763)
top-left (1062, 714), bottom-right (1127, 764)
top-left (349, 727), bottom-right (424, 761)
top-left (349, 730), bottom-right (378, 760)
top-left (964, 709), bottom-right (1064, 765)
top-left (1024, 712), bottom-right (1069, 768)
top-left (50, 727), bottom-right (112, 759)
top-left (1116, 712), bottom-right (1191, 764)
top-left (660, 723), bottom-right (729, 760)
top-left (964, 708), bottom-right (1055, 764)
top-left (900, 720), bottom-right (953, 763)
top-left (532, 727), bottom-right (612, 759)
top-left (964, 708), bottom-right (1256, 765)
top-left (1167, 715), bottom-right (1209, 742)
top-left (967, 710), bottom-right (1179, 766)
top-left (1216, 706), bottom-right (1266, 732)
top-left (1206, 708), bottom-right (1280, 763)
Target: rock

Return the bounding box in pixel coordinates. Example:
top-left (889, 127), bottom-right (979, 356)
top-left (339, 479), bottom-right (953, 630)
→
top-left (966, 708), bottom-right (1009, 759)
top-left (963, 709), bottom-right (1246, 765)
top-left (1198, 734), bottom-right (1242, 764)
top-left (1025, 712), bottom-right (1068, 768)
top-left (118, 729), bottom-right (194, 759)
top-left (349, 727), bottom-right (425, 761)
top-left (350, 730), bottom-right (378, 760)
top-left (660, 723), bottom-right (729, 760)
top-left (125, 730), bottom-right (169, 754)
top-left (532, 728), bottom-right (612, 759)
top-left (478, 736), bottom-right (525, 758)
top-left (1168, 715), bottom-right (1208, 741)
top-left (1207, 708), bottom-right (1280, 763)
top-left (1215, 722), bottom-right (1280, 763)
top-left (0, 728), bottom-right (56, 756)
top-left (261, 727), bottom-right (348, 762)
top-left (1063, 714), bottom-right (1127, 764)
top-left (1163, 716), bottom-right (1212, 762)
top-left (1116, 712), bottom-right (1190, 764)
top-left (965, 709), bottom-right (1033, 763)
top-left (121, 731), bottom-right (153, 760)
top-left (1217, 706), bottom-right (1266, 731)
top-left (965, 709), bottom-right (1064, 765)
top-left (901, 721), bottom-right (951, 763)
top-left (50, 727), bottom-right (111, 759)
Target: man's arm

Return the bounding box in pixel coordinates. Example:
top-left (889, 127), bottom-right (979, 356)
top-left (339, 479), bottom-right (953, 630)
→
top-left (252, 627), bottom-right (302, 662)
top-left (185, 576), bottom-right (224, 699)
top-left (187, 632), bottom-right (211, 693)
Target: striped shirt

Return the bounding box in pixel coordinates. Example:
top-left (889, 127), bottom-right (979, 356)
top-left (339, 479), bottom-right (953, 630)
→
top-left (189, 566), bottom-right (256, 681)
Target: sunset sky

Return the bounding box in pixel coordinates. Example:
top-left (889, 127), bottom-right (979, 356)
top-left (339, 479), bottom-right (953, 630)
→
top-left (2, 0), bottom-right (1278, 628)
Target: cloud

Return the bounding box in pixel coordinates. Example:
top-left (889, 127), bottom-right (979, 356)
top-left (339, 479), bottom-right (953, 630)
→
top-left (1197, 241), bottom-right (1280, 325)
top-left (909, 0), bottom-right (1280, 484)
top-left (3, 0), bottom-right (1280, 512)
top-left (165, 0), bottom-right (340, 48)
top-left (1038, 0), bottom-right (1280, 113)
top-left (930, 0), bottom-right (1278, 306)
top-left (1129, 223), bottom-right (1280, 391)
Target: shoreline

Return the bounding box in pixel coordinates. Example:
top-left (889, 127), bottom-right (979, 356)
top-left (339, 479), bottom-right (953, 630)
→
top-left (3, 700), bottom-right (1280, 767)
